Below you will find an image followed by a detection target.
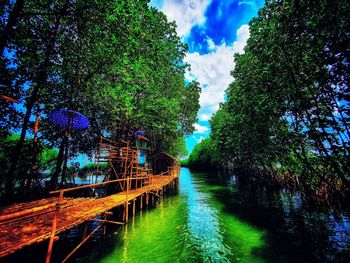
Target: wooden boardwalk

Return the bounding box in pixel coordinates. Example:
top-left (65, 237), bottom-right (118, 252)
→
top-left (0, 175), bottom-right (178, 259)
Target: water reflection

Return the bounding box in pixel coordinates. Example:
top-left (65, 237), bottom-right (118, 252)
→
top-left (5, 168), bottom-right (349, 263)
top-left (180, 168), bottom-right (233, 262)
top-left (75, 168), bottom-right (349, 263)
top-left (93, 168), bottom-right (265, 263)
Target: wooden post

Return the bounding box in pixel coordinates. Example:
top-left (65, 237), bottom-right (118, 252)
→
top-left (61, 222), bottom-right (104, 263)
top-left (125, 177), bottom-right (129, 223)
top-left (140, 194), bottom-right (143, 210)
top-left (82, 222), bottom-right (88, 240)
top-left (46, 190), bottom-right (63, 263)
top-left (132, 199), bottom-right (136, 217)
top-left (129, 151), bottom-right (133, 178)
top-left (103, 213), bottom-right (107, 237)
top-left (123, 142), bottom-right (129, 189)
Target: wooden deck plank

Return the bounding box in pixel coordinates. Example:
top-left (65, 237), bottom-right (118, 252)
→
top-left (0, 176), bottom-right (177, 258)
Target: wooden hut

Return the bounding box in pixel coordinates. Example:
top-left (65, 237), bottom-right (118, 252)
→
top-left (150, 152), bottom-right (179, 175)
top-left (133, 134), bottom-right (149, 165)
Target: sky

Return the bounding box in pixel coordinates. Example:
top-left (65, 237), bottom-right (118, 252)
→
top-left (149, 0), bottom-right (265, 154)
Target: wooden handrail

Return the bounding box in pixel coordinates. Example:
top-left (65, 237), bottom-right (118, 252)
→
top-left (50, 176), bottom-right (150, 195)
top-left (43, 157), bottom-right (178, 263)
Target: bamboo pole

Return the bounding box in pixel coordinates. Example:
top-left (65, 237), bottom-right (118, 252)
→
top-left (123, 141), bottom-right (129, 189)
top-left (125, 177), bottom-right (129, 223)
top-left (82, 222), bottom-right (88, 240)
top-left (61, 222), bottom-right (104, 263)
top-left (103, 214), bottom-right (107, 236)
top-left (90, 219), bottom-right (124, 225)
top-left (45, 190), bottom-right (63, 263)
top-left (49, 176), bottom-right (148, 195)
top-left (140, 194), bottom-right (143, 210)
top-left (129, 150), bottom-right (134, 179)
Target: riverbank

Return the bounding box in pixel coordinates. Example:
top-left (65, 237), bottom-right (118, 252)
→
top-left (182, 158), bottom-right (350, 209)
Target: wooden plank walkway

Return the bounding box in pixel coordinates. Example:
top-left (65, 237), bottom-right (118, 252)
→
top-left (0, 176), bottom-right (177, 258)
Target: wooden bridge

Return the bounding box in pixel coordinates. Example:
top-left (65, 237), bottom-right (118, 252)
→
top-left (0, 171), bottom-right (179, 262)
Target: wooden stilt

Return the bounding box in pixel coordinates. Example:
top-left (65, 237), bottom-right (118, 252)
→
top-left (125, 178), bottom-right (129, 223)
top-left (103, 212), bottom-right (111, 237)
top-left (61, 222), bottom-right (104, 263)
top-left (140, 194), bottom-right (143, 210)
top-left (90, 219), bottom-right (124, 225)
top-left (82, 222), bottom-right (88, 240)
top-left (1, 170), bottom-right (181, 261)
top-left (45, 191), bottom-right (63, 263)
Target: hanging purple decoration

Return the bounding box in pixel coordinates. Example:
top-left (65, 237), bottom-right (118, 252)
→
top-left (134, 130), bottom-right (146, 136)
top-left (47, 109), bottom-right (90, 130)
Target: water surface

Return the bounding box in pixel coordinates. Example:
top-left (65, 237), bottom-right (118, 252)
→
top-left (73, 168), bottom-right (350, 262)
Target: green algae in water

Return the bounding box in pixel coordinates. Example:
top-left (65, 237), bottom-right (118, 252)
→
top-left (96, 168), bottom-right (266, 263)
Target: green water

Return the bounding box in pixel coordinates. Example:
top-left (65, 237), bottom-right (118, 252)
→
top-left (85, 168), bottom-right (266, 263)
top-left (70, 168), bottom-right (350, 263)
top-left (4, 168), bottom-right (350, 262)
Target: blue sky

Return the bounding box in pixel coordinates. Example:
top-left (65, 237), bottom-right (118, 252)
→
top-left (149, 0), bottom-right (265, 154)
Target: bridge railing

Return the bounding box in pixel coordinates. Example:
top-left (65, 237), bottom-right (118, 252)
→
top-left (47, 176), bottom-right (148, 263)
top-left (46, 169), bottom-right (179, 263)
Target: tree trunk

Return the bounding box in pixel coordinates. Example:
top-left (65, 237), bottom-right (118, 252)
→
top-left (5, 2), bottom-right (68, 198)
top-left (5, 84), bottom-right (40, 198)
top-left (60, 141), bottom-right (69, 186)
top-left (0, 0), bottom-right (24, 56)
top-left (51, 134), bottom-right (67, 189)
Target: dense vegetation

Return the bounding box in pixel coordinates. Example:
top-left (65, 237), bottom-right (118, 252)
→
top-left (187, 0), bottom-right (350, 202)
top-left (0, 0), bottom-right (200, 200)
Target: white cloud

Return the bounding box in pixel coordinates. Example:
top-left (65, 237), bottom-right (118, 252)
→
top-left (193, 123), bottom-right (209, 134)
top-left (232, 24), bottom-right (250, 53)
top-left (185, 24), bottom-right (250, 115)
top-left (199, 113), bottom-right (211, 121)
top-left (207, 37), bottom-right (216, 50)
top-left (161, 0), bottom-right (211, 37)
top-left (238, 1), bottom-right (255, 7)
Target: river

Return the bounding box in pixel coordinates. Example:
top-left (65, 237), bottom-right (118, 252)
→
top-left (72, 168), bottom-right (350, 263)
top-left (4, 168), bottom-right (349, 262)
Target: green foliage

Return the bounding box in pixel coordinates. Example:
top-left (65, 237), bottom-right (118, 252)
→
top-left (179, 158), bottom-right (189, 167)
top-left (207, 0), bottom-right (350, 196)
top-left (167, 136), bottom-right (188, 159)
top-left (0, 134), bottom-right (58, 186)
top-left (83, 163), bottom-right (108, 170)
top-left (0, 0), bottom-right (200, 196)
top-left (186, 138), bottom-right (219, 170)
